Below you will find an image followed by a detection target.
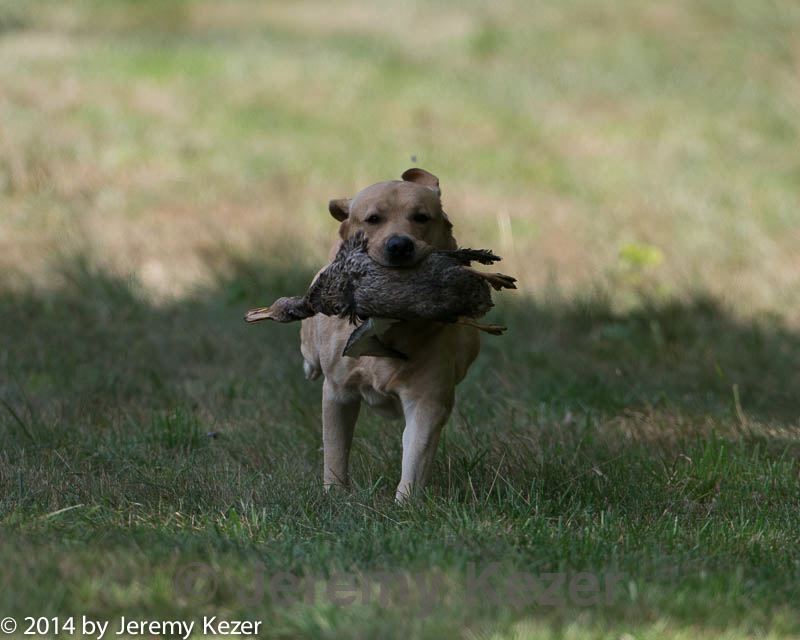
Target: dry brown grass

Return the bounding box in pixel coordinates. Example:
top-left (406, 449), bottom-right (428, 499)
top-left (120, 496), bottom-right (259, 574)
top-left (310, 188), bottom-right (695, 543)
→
top-left (1, 0), bottom-right (798, 312)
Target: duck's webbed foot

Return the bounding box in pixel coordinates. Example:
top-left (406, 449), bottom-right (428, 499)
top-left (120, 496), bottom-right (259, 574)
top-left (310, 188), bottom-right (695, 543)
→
top-left (336, 282), bottom-right (363, 326)
top-left (448, 248), bottom-right (501, 265)
top-left (465, 268), bottom-right (518, 291)
top-left (457, 318), bottom-right (508, 335)
top-left (337, 303), bottom-right (363, 326)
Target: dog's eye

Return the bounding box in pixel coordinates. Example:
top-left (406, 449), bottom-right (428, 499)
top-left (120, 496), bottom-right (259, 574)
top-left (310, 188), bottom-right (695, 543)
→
top-left (411, 212), bottom-right (431, 224)
top-left (365, 214), bottom-right (382, 224)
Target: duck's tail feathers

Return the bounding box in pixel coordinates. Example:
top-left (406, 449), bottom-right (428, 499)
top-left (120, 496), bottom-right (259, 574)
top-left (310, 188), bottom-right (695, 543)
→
top-left (444, 248), bottom-right (502, 265)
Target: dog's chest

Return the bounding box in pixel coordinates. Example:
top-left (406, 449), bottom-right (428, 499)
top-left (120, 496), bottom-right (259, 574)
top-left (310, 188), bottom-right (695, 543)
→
top-left (359, 385), bottom-right (403, 419)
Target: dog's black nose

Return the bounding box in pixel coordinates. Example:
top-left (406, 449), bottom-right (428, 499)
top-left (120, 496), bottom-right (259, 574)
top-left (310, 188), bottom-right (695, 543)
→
top-left (385, 235), bottom-right (415, 263)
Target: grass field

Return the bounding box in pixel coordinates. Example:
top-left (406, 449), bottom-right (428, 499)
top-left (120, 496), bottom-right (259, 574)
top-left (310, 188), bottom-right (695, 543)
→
top-left (2, 1), bottom-right (800, 638)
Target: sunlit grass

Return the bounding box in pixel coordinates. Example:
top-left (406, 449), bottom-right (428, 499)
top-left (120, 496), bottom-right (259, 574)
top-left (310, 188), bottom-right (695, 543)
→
top-left (2, 0), bottom-right (799, 307)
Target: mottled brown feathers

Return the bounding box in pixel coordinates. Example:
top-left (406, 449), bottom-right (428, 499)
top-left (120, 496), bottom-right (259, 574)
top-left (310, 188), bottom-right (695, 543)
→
top-left (244, 232), bottom-right (516, 327)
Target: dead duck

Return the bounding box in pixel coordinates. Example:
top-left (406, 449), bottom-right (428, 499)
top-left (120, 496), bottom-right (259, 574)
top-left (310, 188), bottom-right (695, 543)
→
top-left (245, 231), bottom-right (516, 357)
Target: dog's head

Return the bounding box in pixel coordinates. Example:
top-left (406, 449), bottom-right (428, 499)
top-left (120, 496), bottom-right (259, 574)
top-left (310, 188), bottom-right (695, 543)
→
top-left (328, 168), bottom-right (456, 267)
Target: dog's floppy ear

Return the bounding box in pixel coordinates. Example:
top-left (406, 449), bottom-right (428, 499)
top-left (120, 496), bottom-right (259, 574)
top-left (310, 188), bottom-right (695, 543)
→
top-left (328, 198), bottom-right (351, 222)
top-left (401, 168), bottom-right (440, 195)
top-left (441, 210), bottom-right (454, 231)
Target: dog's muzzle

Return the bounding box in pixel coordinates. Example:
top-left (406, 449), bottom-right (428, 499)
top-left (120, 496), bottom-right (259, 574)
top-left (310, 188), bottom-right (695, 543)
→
top-left (384, 235), bottom-right (416, 265)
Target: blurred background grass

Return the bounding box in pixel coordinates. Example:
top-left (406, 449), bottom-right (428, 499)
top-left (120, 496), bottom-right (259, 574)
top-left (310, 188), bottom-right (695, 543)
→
top-left (2, 2), bottom-right (800, 639)
top-left (2, 0), bottom-right (799, 312)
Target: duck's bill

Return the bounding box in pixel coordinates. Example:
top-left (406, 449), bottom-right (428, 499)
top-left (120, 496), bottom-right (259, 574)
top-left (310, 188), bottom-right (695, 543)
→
top-left (244, 307), bottom-right (273, 323)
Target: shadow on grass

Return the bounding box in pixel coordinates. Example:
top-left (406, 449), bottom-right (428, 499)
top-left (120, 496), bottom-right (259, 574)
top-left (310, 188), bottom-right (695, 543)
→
top-left (2, 252), bottom-right (800, 635)
top-left (1, 251), bottom-right (798, 439)
top-left (488, 290), bottom-right (800, 424)
top-left (1, 249), bottom-right (798, 515)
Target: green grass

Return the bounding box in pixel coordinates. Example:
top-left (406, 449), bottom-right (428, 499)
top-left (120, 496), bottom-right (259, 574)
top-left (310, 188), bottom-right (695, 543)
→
top-left (2, 257), bottom-right (799, 638)
top-left (2, 1), bottom-right (800, 638)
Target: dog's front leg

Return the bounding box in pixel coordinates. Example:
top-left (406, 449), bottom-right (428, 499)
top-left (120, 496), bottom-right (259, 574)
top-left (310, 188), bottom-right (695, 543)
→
top-left (395, 393), bottom-right (454, 502)
top-left (322, 379), bottom-right (360, 490)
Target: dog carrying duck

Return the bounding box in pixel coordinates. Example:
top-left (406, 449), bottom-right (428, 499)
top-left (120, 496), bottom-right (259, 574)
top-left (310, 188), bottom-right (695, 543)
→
top-left (244, 230), bottom-right (516, 359)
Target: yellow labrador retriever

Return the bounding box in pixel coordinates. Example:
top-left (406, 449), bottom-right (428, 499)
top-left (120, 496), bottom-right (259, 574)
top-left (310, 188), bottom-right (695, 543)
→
top-left (301, 168), bottom-right (483, 501)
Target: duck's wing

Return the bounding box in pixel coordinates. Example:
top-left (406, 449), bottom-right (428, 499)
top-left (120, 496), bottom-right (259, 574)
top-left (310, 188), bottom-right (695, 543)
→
top-left (305, 266), bottom-right (331, 311)
top-left (337, 278), bottom-right (361, 325)
top-left (342, 318), bottom-right (407, 359)
top-left (308, 233), bottom-right (370, 319)
top-left (307, 260), bottom-right (351, 317)
top-left (437, 248), bottom-right (502, 265)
